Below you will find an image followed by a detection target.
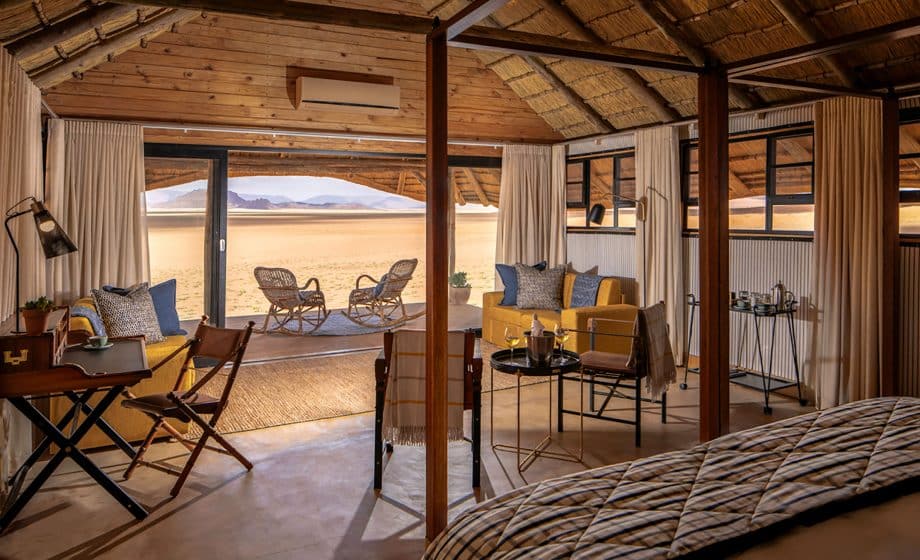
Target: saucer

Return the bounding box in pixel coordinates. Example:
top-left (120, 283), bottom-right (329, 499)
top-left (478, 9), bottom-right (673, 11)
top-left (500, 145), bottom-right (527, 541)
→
top-left (83, 343), bottom-right (114, 351)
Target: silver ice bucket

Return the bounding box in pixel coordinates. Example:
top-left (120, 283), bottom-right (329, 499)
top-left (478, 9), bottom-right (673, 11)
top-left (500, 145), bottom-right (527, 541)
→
top-left (525, 331), bottom-right (555, 365)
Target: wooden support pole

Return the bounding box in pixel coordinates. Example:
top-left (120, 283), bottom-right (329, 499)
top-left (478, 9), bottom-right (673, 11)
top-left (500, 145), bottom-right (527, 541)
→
top-left (880, 95), bottom-right (900, 396)
top-left (698, 67), bottom-right (730, 441)
top-left (425, 28), bottom-right (449, 541)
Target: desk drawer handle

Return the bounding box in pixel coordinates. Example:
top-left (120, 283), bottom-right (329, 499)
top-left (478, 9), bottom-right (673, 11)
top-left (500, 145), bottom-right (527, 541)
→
top-left (4, 349), bottom-right (29, 366)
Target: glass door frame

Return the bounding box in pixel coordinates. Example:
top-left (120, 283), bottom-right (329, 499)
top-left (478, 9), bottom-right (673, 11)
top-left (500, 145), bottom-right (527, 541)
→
top-left (144, 144), bottom-right (229, 327)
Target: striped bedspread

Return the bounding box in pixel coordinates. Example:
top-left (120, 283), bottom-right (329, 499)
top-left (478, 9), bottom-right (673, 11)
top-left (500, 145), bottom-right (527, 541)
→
top-left (425, 397), bottom-right (920, 559)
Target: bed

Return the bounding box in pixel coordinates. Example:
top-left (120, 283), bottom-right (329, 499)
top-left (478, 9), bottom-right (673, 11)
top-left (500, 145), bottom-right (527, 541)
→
top-left (425, 397), bottom-right (920, 559)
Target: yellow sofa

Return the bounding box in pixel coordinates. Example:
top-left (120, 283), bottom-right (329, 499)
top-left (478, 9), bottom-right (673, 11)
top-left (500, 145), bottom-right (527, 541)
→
top-left (51, 297), bottom-right (194, 449)
top-left (482, 273), bottom-right (638, 355)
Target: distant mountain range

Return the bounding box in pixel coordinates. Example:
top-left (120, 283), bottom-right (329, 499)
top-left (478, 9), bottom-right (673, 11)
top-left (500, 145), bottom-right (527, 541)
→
top-left (147, 188), bottom-right (424, 211)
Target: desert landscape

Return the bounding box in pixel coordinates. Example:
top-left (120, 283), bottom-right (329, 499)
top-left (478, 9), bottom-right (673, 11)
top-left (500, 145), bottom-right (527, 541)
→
top-left (147, 210), bottom-right (498, 320)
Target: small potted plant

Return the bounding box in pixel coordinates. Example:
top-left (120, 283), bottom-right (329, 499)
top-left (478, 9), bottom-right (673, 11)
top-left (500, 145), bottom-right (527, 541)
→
top-left (448, 272), bottom-right (472, 305)
top-left (22, 296), bottom-right (55, 335)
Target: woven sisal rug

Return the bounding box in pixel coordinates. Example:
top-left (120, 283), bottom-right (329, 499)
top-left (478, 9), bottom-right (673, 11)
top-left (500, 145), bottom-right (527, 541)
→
top-left (195, 341), bottom-right (545, 436)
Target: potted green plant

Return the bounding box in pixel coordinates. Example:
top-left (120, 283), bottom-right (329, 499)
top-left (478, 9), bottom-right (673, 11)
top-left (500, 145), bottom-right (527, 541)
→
top-left (21, 296), bottom-right (55, 335)
top-left (448, 272), bottom-right (472, 305)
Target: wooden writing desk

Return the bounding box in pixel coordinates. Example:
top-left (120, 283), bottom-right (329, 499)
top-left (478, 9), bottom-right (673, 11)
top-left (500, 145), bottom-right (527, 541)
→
top-left (0, 338), bottom-right (152, 533)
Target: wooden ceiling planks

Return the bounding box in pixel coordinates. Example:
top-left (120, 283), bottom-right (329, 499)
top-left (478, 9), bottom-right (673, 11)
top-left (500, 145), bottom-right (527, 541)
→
top-left (43, 11), bottom-right (561, 143)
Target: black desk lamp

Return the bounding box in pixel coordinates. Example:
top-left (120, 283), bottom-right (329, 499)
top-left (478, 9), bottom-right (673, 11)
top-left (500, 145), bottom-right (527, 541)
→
top-left (4, 196), bottom-right (78, 333)
top-left (588, 203), bottom-right (606, 225)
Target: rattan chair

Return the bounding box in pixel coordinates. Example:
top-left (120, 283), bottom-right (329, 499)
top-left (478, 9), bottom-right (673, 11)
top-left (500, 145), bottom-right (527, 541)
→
top-left (343, 258), bottom-right (423, 328)
top-left (121, 317), bottom-right (255, 497)
top-left (254, 266), bottom-right (329, 335)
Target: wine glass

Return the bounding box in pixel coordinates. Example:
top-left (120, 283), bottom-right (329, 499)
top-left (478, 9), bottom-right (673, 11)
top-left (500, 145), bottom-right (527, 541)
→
top-left (553, 324), bottom-right (570, 354)
top-left (504, 326), bottom-right (521, 357)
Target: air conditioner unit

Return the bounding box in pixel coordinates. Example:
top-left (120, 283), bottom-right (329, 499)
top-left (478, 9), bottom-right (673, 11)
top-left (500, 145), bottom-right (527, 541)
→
top-left (295, 73), bottom-right (400, 114)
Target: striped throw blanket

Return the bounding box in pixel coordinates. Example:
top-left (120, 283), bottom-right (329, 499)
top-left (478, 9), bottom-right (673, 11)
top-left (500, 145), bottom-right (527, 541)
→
top-left (382, 329), bottom-right (467, 445)
top-left (639, 302), bottom-right (676, 399)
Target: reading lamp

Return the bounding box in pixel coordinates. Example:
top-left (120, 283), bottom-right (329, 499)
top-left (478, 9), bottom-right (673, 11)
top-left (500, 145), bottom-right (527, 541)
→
top-left (4, 197), bottom-right (78, 333)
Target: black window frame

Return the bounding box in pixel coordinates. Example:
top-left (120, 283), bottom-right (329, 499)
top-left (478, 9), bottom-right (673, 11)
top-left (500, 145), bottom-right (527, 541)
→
top-left (681, 125), bottom-right (815, 236)
top-left (565, 149), bottom-right (637, 231)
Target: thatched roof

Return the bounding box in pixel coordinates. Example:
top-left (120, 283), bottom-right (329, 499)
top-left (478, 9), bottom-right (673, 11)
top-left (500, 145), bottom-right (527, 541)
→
top-left (1, 0), bottom-right (918, 145)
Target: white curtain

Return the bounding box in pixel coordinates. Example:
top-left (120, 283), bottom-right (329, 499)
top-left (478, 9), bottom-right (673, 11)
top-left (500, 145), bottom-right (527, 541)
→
top-left (45, 119), bottom-right (150, 303)
top-left (494, 144), bottom-right (566, 286)
top-left (811, 97), bottom-right (884, 409)
top-left (635, 126), bottom-right (685, 364)
top-left (0, 47), bottom-right (43, 502)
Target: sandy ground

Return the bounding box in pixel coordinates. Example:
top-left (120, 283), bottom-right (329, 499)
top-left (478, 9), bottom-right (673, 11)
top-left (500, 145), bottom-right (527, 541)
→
top-left (148, 211), bottom-right (498, 319)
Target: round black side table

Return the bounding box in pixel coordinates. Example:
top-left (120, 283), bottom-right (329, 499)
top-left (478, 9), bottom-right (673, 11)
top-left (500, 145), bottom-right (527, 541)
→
top-left (489, 349), bottom-right (583, 473)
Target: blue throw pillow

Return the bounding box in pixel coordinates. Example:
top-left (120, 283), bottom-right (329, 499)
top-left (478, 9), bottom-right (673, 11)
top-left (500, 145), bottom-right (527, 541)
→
top-left (104, 279), bottom-right (186, 336)
top-left (570, 273), bottom-right (605, 308)
top-left (495, 261), bottom-right (547, 306)
top-left (373, 273), bottom-right (389, 297)
top-left (71, 305), bottom-right (107, 337)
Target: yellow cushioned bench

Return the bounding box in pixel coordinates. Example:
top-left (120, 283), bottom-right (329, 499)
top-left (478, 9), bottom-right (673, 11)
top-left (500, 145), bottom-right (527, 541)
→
top-left (51, 297), bottom-right (195, 449)
top-left (482, 273), bottom-right (638, 355)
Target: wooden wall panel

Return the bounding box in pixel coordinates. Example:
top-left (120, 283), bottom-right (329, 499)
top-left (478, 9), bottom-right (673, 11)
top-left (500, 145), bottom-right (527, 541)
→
top-left (43, 14), bottom-right (560, 144)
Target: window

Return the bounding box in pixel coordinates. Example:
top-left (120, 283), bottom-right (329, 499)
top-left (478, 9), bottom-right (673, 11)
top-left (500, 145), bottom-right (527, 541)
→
top-left (900, 121), bottom-right (920, 234)
top-left (682, 129), bottom-right (814, 234)
top-left (566, 151), bottom-right (637, 229)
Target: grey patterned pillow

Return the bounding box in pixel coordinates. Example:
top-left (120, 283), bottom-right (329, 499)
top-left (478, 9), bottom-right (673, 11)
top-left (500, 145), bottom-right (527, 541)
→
top-left (515, 264), bottom-right (564, 310)
top-left (92, 283), bottom-right (165, 344)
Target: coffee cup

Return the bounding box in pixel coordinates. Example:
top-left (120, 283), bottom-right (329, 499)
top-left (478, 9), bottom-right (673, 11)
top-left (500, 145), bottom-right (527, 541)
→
top-left (88, 335), bottom-right (108, 348)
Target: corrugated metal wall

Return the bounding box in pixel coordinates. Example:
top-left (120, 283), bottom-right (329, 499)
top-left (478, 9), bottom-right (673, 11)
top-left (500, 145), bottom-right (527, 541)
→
top-left (567, 232), bottom-right (638, 304)
top-left (684, 238), bottom-right (812, 382)
top-left (568, 234), bottom-right (920, 392)
top-left (901, 245), bottom-right (920, 397)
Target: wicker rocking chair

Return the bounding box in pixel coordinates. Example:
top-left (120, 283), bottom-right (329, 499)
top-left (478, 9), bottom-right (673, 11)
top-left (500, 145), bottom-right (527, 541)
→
top-left (254, 267), bottom-right (329, 335)
top-left (343, 258), bottom-right (424, 328)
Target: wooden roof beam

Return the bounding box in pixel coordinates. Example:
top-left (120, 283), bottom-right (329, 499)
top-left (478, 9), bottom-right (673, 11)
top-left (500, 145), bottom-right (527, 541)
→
top-left (451, 27), bottom-right (698, 74)
top-left (5, 4), bottom-right (139, 61)
top-left (726, 16), bottom-right (920, 77)
top-left (435, 0), bottom-right (509, 40)
top-left (731, 74), bottom-right (884, 99)
top-left (31, 9), bottom-right (200, 89)
top-left (532, 0), bottom-right (680, 123)
top-left (114, 0), bottom-right (435, 34)
top-left (463, 167), bottom-right (492, 206)
top-left (767, 0), bottom-right (860, 87)
top-left (633, 0), bottom-right (761, 110)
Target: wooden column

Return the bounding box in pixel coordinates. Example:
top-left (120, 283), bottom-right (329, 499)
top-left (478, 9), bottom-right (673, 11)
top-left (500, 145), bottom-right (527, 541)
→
top-left (425, 29), bottom-right (450, 540)
top-left (697, 67), bottom-right (731, 440)
top-left (880, 95), bottom-right (900, 396)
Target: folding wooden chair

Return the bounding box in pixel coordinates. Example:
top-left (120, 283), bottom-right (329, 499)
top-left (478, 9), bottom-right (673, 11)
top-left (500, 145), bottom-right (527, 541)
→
top-left (121, 317), bottom-right (255, 497)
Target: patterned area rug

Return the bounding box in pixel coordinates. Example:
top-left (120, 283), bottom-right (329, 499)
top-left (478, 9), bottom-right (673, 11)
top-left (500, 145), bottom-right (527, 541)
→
top-left (274, 305), bottom-right (425, 336)
top-left (195, 341), bottom-right (542, 436)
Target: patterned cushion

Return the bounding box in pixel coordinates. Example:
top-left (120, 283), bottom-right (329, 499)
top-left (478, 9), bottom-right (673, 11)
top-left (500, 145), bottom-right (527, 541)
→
top-left (425, 397), bottom-right (920, 560)
top-left (569, 273), bottom-right (604, 307)
top-left (495, 261), bottom-right (547, 306)
top-left (515, 264), bottom-right (564, 310)
top-left (92, 283), bottom-right (165, 344)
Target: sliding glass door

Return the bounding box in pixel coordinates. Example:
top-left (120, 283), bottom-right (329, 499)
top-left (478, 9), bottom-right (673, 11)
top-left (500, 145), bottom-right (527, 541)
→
top-left (143, 146), bottom-right (228, 326)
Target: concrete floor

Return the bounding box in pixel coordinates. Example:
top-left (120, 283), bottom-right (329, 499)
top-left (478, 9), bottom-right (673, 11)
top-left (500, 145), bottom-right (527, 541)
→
top-left (0, 371), bottom-right (814, 560)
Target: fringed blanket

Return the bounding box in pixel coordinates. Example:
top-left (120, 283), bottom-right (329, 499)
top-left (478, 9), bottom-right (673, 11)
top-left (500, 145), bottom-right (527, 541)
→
top-left (382, 329), bottom-right (466, 445)
top-left (639, 303), bottom-right (676, 398)
top-left (425, 397), bottom-right (920, 559)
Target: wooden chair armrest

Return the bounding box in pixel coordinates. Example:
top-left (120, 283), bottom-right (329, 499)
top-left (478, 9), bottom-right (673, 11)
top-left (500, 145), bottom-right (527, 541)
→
top-left (356, 274), bottom-right (378, 289)
top-left (300, 277), bottom-right (321, 292)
